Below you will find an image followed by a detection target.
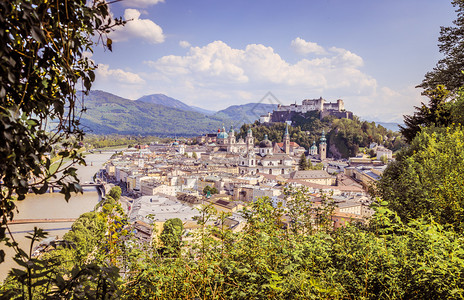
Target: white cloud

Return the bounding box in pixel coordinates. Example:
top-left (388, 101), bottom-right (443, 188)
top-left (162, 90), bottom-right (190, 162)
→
top-left (122, 0), bottom-right (164, 8)
top-left (110, 9), bottom-right (165, 44)
top-left (291, 37), bottom-right (327, 55)
top-left (179, 40), bottom-right (191, 48)
top-left (96, 64), bottom-right (145, 85)
top-left (146, 40), bottom-right (373, 91)
top-left (92, 39), bottom-right (422, 121)
top-left (352, 86), bottom-right (424, 123)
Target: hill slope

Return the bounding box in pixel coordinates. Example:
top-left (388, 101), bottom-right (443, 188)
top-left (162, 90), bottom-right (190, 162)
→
top-left (214, 103), bottom-right (277, 123)
top-left (136, 94), bottom-right (194, 111)
top-left (79, 91), bottom-right (228, 136)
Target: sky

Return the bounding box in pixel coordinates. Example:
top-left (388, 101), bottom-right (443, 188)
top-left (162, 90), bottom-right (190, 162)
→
top-left (89, 0), bottom-right (457, 123)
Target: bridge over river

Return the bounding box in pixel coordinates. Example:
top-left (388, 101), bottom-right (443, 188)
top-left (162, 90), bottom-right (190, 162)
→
top-left (32, 183), bottom-right (110, 198)
top-left (8, 218), bottom-right (77, 225)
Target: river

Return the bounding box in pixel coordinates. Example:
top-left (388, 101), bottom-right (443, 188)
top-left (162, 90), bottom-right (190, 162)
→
top-left (0, 151), bottom-right (116, 282)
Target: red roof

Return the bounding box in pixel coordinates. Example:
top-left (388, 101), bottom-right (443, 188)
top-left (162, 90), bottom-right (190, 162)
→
top-left (276, 142), bottom-right (301, 148)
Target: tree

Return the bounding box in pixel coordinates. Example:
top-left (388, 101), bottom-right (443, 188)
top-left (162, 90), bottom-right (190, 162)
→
top-left (298, 153), bottom-right (308, 170)
top-left (0, 0), bottom-right (122, 228)
top-left (400, 85), bottom-right (452, 142)
top-left (0, 0), bottom-right (123, 297)
top-left (108, 186), bottom-right (122, 201)
top-left (374, 126), bottom-right (464, 232)
top-left (63, 212), bottom-right (107, 260)
top-left (419, 0), bottom-right (464, 92)
top-left (203, 185), bottom-right (218, 195)
top-left (379, 154), bottom-right (388, 165)
top-left (160, 218), bottom-right (184, 257)
top-left (312, 163), bottom-right (324, 170)
top-left (192, 152), bottom-right (198, 159)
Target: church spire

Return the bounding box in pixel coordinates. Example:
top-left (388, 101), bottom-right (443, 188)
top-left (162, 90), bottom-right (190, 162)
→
top-left (284, 123), bottom-right (290, 154)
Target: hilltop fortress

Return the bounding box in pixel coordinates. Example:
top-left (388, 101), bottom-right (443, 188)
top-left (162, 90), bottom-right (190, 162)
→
top-left (261, 97), bottom-right (353, 123)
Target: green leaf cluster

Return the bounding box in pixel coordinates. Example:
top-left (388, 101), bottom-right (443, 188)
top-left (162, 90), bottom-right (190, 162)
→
top-left (375, 125), bottom-right (464, 231)
top-left (239, 116), bottom-right (403, 158)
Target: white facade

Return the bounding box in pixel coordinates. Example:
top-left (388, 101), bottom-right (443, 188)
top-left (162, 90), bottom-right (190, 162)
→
top-left (376, 146), bottom-right (393, 160)
top-left (276, 98), bottom-right (344, 114)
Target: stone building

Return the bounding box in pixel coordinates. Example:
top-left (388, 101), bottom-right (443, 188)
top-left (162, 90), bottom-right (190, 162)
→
top-left (270, 97), bottom-right (352, 122)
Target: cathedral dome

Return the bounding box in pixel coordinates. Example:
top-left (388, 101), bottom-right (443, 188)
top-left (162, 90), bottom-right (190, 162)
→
top-left (259, 134), bottom-right (272, 148)
top-left (217, 132), bottom-right (228, 139)
top-left (217, 127), bottom-right (228, 139)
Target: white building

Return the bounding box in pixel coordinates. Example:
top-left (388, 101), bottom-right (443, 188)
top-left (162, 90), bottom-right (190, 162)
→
top-left (376, 146), bottom-right (393, 160)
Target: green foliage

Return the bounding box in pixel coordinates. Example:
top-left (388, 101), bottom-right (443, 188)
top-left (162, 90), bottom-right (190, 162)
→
top-left (400, 85), bottom-right (453, 142)
top-left (298, 153), bottom-right (309, 170)
top-left (449, 87), bottom-right (464, 125)
top-left (419, 1), bottom-right (464, 92)
top-left (379, 154), bottom-right (388, 165)
top-left (85, 134), bottom-right (160, 149)
top-left (0, 0), bottom-right (120, 231)
top-left (203, 185), bottom-right (218, 195)
top-left (375, 126), bottom-right (464, 231)
top-left (0, 0), bottom-right (124, 298)
top-left (79, 90), bottom-right (231, 136)
top-left (119, 191), bottom-right (464, 299)
top-left (108, 186), bottom-right (122, 202)
top-left (63, 212), bottom-right (107, 261)
top-left (311, 162), bottom-right (324, 170)
top-left (160, 218), bottom-right (184, 257)
top-left (0, 226), bottom-right (121, 299)
top-left (239, 116), bottom-right (404, 158)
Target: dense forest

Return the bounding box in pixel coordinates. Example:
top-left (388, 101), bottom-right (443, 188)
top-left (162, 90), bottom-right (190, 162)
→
top-left (238, 111), bottom-right (406, 158)
top-left (2, 0), bottom-right (464, 299)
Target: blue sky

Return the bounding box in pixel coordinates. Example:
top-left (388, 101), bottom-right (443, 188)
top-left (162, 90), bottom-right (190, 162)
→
top-left (90, 0), bottom-right (456, 122)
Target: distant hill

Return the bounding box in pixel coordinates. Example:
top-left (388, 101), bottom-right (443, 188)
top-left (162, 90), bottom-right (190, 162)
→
top-left (214, 103), bottom-right (277, 123)
top-left (190, 106), bottom-right (216, 115)
top-left (78, 90), bottom-right (276, 136)
top-left (137, 93), bottom-right (217, 116)
top-left (78, 90), bottom-right (228, 136)
top-left (136, 94), bottom-right (193, 111)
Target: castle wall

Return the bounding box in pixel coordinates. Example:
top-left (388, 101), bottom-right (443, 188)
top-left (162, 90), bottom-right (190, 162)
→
top-left (271, 110), bottom-right (297, 123)
top-left (271, 98), bottom-right (351, 123)
top-left (320, 110), bottom-right (353, 120)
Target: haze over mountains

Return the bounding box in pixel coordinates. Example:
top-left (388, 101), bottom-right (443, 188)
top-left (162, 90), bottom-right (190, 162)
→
top-left (78, 90), bottom-right (400, 136)
top-left (78, 90), bottom-right (277, 136)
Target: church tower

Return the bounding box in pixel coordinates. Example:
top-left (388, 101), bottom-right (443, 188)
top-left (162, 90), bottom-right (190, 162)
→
top-left (246, 128), bottom-right (254, 153)
top-left (227, 126), bottom-right (236, 152)
top-left (310, 140), bottom-right (318, 156)
top-left (319, 130), bottom-right (327, 160)
top-left (283, 123), bottom-right (290, 154)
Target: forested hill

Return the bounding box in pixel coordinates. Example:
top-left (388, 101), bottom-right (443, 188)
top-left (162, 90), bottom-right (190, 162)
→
top-left (239, 111), bottom-right (406, 158)
top-left (213, 103), bottom-right (277, 123)
top-left (78, 90), bottom-right (278, 136)
top-left (78, 90), bottom-right (402, 149)
top-left (78, 90), bottom-right (229, 136)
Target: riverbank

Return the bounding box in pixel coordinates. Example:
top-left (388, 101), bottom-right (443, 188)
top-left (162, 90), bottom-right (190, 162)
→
top-left (0, 152), bottom-right (115, 282)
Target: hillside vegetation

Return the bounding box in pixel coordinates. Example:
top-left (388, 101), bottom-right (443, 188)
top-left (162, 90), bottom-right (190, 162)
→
top-left (238, 111), bottom-right (405, 158)
top-left (79, 90), bottom-right (229, 136)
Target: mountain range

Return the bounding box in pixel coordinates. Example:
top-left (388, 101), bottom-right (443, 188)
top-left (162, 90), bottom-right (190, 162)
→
top-left (78, 91), bottom-right (276, 136)
top-left (77, 90), bottom-right (401, 136)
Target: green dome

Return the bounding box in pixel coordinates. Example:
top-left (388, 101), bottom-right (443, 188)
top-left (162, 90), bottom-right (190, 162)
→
top-left (217, 126), bottom-right (228, 139)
